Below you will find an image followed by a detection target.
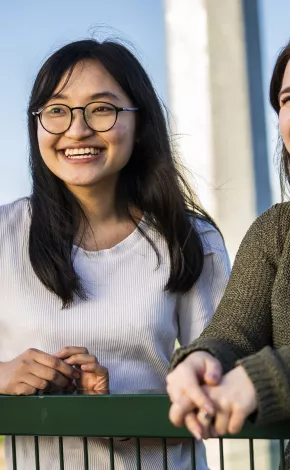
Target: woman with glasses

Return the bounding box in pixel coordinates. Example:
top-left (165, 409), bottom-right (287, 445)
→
top-left (0, 39), bottom-right (230, 469)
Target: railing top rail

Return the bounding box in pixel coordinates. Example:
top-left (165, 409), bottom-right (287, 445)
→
top-left (0, 393), bottom-right (289, 439)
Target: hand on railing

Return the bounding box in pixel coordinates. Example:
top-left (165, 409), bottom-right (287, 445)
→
top-left (56, 346), bottom-right (109, 394)
top-left (166, 351), bottom-right (222, 439)
top-left (167, 352), bottom-right (258, 441)
top-left (0, 348), bottom-right (80, 395)
top-left (195, 365), bottom-right (257, 438)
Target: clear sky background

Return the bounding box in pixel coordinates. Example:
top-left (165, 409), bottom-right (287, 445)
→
top-left (0, 0), bottom-right (167, 203)
top-left (0, 0), bottom-right (289, 205)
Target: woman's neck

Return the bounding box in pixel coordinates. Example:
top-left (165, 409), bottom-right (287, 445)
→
top-left (67, 180), bottom-right (142, 251)
top-left (68, 180), bottom-right (118, 227)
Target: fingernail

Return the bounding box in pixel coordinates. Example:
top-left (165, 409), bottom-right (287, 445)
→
top-left (193, 431), bottom-right (202, 440)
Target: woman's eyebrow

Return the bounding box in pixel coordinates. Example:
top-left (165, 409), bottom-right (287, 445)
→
top-left (278, 86), bottom-right (290, 100)
top-left (50, 91), bottom-right (121, 101)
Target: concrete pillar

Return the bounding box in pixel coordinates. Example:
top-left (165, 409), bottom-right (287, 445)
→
top-left (205, 0), bottom-right (257, 259)
top-left (164, 0), bottom-right (215, 217)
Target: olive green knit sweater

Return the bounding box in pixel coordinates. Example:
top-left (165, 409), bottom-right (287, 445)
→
top-left (171, 202), bottom-right (290, 428)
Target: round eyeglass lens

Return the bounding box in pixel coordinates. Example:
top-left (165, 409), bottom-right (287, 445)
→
top-left (41, 104), bottom-right (71, 134)
top-left (85, 102), bottom-right (117, 131)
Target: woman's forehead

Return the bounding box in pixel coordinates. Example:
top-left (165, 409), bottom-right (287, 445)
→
top-left (281, 60), bottom-right (290, 89)
top-left (53, 59), bottom-right (123, 99)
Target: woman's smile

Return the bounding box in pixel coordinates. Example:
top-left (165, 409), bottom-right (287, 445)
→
top-left (57, 145), bottom-right (106, 164)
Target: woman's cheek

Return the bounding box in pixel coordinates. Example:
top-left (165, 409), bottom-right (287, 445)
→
top-left (279, 112), bottom-right (290, 141)
top-left (106, 123), bottom-right (129, 144)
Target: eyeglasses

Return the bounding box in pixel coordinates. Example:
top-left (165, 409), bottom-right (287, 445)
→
top-left (32, 101), bottom-right (139, 135)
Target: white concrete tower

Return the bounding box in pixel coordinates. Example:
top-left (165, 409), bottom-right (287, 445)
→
top-left (164, 0), bottom-right (258, 260)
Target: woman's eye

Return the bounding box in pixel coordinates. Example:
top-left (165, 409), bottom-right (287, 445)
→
top-left (93, 106), bottom-right (113, 113)
top-left (49, 107), bottom-right (64, 114)
top-left (281, 96), bottom-right (290, 106)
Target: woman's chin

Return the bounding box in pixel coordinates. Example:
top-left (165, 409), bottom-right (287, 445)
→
top-left (57, 170), bottom-right (107, 188)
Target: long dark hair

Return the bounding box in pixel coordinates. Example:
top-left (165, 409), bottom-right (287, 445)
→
top-left (270, 41), bottom-right (290, 196)
top-left (28, 39), bottom-right (216, 307)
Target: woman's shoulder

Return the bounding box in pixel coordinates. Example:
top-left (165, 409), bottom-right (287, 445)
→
top-left (233, 202), bottom-right (290, 264)
top-left (0, 197), bottom-right (30, 229)
top-left (192, 215), bottom-right (225, 255)
top-left (246, 202), bottom-right (290, 238)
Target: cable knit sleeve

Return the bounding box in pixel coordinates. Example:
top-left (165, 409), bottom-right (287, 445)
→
top-left (170, 205), bottom-right (290, 424)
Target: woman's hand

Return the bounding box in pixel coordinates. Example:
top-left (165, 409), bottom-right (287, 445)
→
top-left (56, 347), bottom-right (109, 394)
top-left (0, 348), bottom-right (80, 395)
top-left (167, 351), bottom-right (222, 438)
top-left (193, 366), bottom-right (258, 438)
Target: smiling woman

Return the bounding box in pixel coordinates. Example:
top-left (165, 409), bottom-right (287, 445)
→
top-left (35, 59), bottom-right (138, 199)
top-left (166, 40), bottom-right (290, 470)
top-left (0, 39), bottom-right (231, 469)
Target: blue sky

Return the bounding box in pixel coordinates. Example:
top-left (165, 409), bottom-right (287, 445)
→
top-left (0, 0), bottom-right (289, 204)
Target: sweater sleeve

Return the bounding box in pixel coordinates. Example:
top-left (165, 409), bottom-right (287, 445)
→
top-left (238, 346), bottom-right (290, 424)
top-left (170, 206), bottom-right (288, 423)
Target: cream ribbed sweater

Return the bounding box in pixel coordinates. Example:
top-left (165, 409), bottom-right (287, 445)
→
top-left (0, 198), bottom-right (230, 470)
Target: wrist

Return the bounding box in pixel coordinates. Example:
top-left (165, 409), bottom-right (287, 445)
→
top-left (235, 365), bottom-right (258, 413)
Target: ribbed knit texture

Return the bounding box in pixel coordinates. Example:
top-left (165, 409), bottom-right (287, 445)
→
top-left (0, 198), bottom-right (230, 470)
top-left (170, 202), bottom-right (290, 469)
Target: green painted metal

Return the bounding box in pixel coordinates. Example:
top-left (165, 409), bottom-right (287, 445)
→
top-left (83, 437), bottom-right (89, 470)
top-left (11, 435), bottom-right (17, 470)
top-left (219, 438), bottom-right (224, 470)
top-left (58, 437), bottom-right (64, 470)
top-left (0, 394), bottom-right (289, 440)
top-left (135, 438), bottom-right (141, 469)
top-left (280, 440), bottom-right (286, 470)
top-left (34, 436), bottom-right (40, 470)
top-left (190, 439), bottom-right (196, 470)
top-left (249, 438), bottom-right (254, 470)
top-left (162, 438), bottom-right (167, 469)
top-left (109, 438), bottom-right (115, 470)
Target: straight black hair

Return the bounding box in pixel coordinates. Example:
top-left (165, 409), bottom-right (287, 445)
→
top-left (270, 41), bottom-right (290, 196)
top-left (28, 39), bottom-right (217, 307)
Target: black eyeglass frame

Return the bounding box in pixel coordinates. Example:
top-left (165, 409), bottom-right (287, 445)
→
top-left (32, 101), bottom-right (139, 135)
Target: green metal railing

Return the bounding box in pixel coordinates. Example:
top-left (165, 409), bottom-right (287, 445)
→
top-left (0, 392), bottom-right (289, 469)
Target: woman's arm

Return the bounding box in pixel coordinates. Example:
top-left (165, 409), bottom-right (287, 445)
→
top-left (171, 205), bottom-right (280, 372)
top-left (168, 205), bottom-right (288, 432)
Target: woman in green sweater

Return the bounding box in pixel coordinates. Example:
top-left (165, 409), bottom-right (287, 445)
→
top-left (167, 40), bottom-right (290, 449)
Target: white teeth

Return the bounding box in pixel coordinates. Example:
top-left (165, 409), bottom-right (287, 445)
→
top-left (63, 147), bottom-right (101, 158)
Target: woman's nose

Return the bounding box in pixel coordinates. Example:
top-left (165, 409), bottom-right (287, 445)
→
top-left (64, 109), bottom-right (94, 139)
